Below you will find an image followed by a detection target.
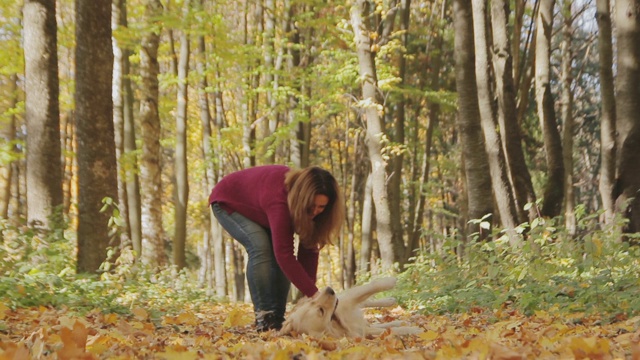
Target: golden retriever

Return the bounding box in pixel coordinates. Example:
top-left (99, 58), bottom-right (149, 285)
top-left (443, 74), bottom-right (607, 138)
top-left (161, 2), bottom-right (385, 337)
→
top-left (280, 277), bottom-right (421, 338)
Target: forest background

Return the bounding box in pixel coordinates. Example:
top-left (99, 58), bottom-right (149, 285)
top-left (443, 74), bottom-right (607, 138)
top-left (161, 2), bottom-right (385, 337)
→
top-left (1, 0), bottom-right (640, 357)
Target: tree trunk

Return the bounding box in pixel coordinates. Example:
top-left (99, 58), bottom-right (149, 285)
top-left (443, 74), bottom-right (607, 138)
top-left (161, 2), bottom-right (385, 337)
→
top-left (112, 0), bottom-right (139, 251)
top-left (139, 0), bottom-right (168, 267)
top-left (596, 0), bottom-right (617, 224)
top-left (407, 0), bottom-right (443, 261)
top-left (285, 2), bottom-right (312, 169)
top-left (535, 0), bottom-right (565, 218)
top-left (453, 0), bottom-right (493, 240)
top-left (112, 0), bottom-right (141, 257)
top-left (490, 0), bottom-right (537, 223)
top-left (350, 0), bottom-right (398, 269)
top-left (0, 76), bottom-right (18, 220)
top-left (174, 0), bottom-right (191, 270)
top-left (345, 131), bottom-right (361, 287)
top-left (560, 2), bottom-right (576, 236)
top-left (75, 0), bottom-right (118, 272)
top-left (472, 0), bottom-right (519, 241)
top-left (613, 0), bottom-right (640, 234)
top-left (360, 173), bottom-right (373, 273)
top-left (195, 0), bottom-right (224, 294)
top-left (242, 0), bottom-right (256, 168)
top-left (23, 0), bottom-right (63, 230)
top-left (387, 0), bottom-right (405, 268)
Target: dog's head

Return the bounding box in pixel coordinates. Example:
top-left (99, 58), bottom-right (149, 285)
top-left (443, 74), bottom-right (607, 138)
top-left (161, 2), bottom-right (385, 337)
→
top-left (280, 286), bottom-right (338, 337)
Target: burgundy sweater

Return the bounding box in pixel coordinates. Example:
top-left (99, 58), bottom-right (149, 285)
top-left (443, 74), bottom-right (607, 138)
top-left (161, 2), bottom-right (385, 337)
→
top-left (209, 165), bottom-right (319, 297)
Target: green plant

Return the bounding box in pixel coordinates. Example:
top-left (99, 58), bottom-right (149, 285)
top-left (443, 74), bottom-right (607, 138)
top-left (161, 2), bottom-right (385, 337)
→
top-left (396, 211), bottom-right (640, 319)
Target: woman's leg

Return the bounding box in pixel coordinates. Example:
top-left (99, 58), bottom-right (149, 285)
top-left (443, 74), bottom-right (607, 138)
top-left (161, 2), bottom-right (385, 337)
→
top-left (211, 203), bottom-right (290, 330)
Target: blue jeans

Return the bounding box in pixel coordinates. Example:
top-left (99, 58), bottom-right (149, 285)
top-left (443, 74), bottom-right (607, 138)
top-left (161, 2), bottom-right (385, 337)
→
top-left (211, 203), bottom-right (290, 323)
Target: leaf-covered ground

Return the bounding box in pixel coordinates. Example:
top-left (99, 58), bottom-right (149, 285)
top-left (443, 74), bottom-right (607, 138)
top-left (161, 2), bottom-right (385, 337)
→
top-left (1, 301), bottom-right (638, 359)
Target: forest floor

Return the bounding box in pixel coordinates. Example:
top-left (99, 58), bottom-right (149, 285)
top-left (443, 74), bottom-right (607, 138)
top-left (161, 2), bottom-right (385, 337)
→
top-left (0, 301), bottom-right (637, 359)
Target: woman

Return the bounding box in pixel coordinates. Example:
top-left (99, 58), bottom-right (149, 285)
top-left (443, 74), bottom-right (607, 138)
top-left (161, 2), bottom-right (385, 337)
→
top-left (209, 165), bottom-right (344, 331)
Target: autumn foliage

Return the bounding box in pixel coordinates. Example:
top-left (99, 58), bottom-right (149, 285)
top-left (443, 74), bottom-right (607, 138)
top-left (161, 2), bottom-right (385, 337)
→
top-left (1, 302), bottom-right (639, 359)
top-left (2, 216), bottom-right (640, 358)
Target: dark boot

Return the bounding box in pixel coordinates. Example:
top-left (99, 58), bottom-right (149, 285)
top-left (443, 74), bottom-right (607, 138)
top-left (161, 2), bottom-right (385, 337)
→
top-left (255, 312), bottom-right (283, 332)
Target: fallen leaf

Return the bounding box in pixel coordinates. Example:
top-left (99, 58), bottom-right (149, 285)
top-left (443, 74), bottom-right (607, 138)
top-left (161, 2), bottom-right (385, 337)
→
top-left (132, 306), bottom-right (148, 321)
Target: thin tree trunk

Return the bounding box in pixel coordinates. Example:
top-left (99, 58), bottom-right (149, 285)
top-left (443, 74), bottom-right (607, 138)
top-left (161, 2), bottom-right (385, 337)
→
top-left (472, 0), bottom-right (519, 242)
top-left (535, 0), bottom-right (565, 218)
top-left (350, 0), bottom-right (398, 269)
top-left (112, 0), bottom-right (142, 257)
top-left (388, 0), bottom-right (405, 268)
top-left (453, 0), bottom-right (493, 240)
top-left (345, 131), bottom-right (360, 287)
top-left (596, 0), bottom-right (616, 224)
top-left (490, 0), bottom-right (537, 223)
top-left (0, 76), bottom-right (18, 220)
top-left (23, 0), bottom-right (63, 229)
top-left (407, 0), bottom-right (443, 261)
top-left (560, 2), bottom-right (576, 236)
top-left (242, 0), bottom-right (256, 168)
top-left (195, 0), bottom-right (222, 294)
top-left (112, 0), bottom-right (132, 248)
top-left (174, 0), bottom-right (191, 269)
top-left (139, 0), bottom-right (168, 267)
top-left (360, 173), bottom-right (373, 273)
top-left (263, 0), bottom-right (277, 163)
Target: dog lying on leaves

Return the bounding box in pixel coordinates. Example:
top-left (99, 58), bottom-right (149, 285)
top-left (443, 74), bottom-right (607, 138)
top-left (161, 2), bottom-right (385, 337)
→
top-left (280, 277), bottom-right (422, 338)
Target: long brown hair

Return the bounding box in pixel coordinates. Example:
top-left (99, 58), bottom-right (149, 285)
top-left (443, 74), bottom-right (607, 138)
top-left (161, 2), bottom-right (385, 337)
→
top-left (285, 166), bottom-right (344, 249)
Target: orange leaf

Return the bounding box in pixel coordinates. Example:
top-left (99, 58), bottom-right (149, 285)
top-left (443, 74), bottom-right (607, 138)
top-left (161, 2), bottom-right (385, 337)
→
top-left (0, 341), bottom-right (30, 360)
top-left (58, 320), bottom-right (94, 359)
top-left (489, 343), bottom-right (526, 360)
top-left (631, 342), bottom-right (640, 360)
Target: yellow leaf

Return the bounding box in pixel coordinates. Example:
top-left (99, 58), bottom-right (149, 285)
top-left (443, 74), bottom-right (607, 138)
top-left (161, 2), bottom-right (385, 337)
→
top-left (222, 308), bottom-right (252, 328)
top-left (0, 303), bottom-right (8, 320)
top-left (175, 312), bottom-right (199, 326)
top-left (157, 349), bottom-right (199, 360)
top-left (465, 338), bottom-right (490, 357)
top-left (569, 337), bottom-right (611, 360)
top-left (103, 313), bottom-right (119, 325)
top-left (86, 334), bottom-right (113, 356)
top-left (132, 306), bottom-right (148, 321)
top-left (419, 330), bottom-right (439, 342)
